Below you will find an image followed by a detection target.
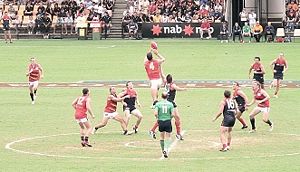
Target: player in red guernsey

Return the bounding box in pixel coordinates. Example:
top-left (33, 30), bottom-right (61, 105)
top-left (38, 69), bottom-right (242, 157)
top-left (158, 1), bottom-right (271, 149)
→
top-left (92, 87), bottom-right (130, 135)
top-left (118, 81), bottom-right (143, 134)
top-left (72, 88), bottom-right (95, 147)
top-left (270, 53), bottom-right (288, 98)
top-left (144, 48), bottom-right (165, 106)
top-left (248, 56), bottom-right (266, 88)
top-left (26, 57), bottom-right (43, 104)
top-left (232, 82), bottom-right (248, 129)
top-left (247, 81), bottom-right (273, 133)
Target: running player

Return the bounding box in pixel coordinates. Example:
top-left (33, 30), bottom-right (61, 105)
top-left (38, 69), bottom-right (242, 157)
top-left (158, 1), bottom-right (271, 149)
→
top-left (119, 81), bottom-right (143, 134)
top-left (155, 92), bottom-right (175, 158)
top-left (144, 48), bottom-right (165, 106)
top-left (233, 82), bottom-right (248, 129)
top-left (247, 81), bottom-right (273, 132)
top-left (72, 88), bottom-right (95, 147)
top-left (270, 53), bottom-right (288, 98)
top-left (92, 87), bottom-right (130, 135)
top-left (2, 11), bottom-right (12, 43)
top-left (26, 57), bottom-right (43, 104)
top-left (149, 74), bottom-right (187, 140)
top-left (249, 56), bottom-right (266, 88)
top-left (212, 90), bottom-right (237, 152)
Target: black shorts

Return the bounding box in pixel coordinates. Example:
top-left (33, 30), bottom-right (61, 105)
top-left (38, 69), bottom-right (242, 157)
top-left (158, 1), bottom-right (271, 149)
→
top-left (124, 106), bottom-right (136, 113)
top-left (158, 120), bottom-right (172, 133)
top-left (274, 73), bottom-right (283, 80)
top-left (238, 106), bottom-right (245, 113)
top-left (253, 75), bottom-right (264, 84)
top-left (3, 25), bottom-right (10, 31)
top-left (221, 116), bottom-right (236, 128)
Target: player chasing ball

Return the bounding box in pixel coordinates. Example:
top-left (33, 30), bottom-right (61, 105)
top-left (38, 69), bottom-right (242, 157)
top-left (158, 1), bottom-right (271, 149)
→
top-left (270, 52), bottom-right (288, 98)
top-left (213, 90), bottom-right (237, 152)
top-left (92, 87), bottom-right (130, 135)
top-left (72, 88), bottom-right (95, 147)
top-left (26, 57), bottom-right (43, 105)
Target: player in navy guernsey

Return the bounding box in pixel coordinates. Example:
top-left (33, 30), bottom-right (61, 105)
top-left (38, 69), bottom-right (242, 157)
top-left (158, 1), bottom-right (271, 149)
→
top-left (249, 57), bottom-right (266, 89)
top-left (270, 53), bottom-right (288, 98)
top-left (233, 82), bottom-right (248, 129)
top-left (149, 74), bottom-right (187, 140)
top-left (213, 90), bottom-right (237, 152)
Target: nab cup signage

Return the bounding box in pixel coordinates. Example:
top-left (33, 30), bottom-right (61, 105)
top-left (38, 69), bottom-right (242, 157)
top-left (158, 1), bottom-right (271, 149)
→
top-left (142, 23), bottom-right (221, 38)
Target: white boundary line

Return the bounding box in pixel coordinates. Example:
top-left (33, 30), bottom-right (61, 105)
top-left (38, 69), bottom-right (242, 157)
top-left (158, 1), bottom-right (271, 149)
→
top-left (159, 130), bottom-right (186, 160)
top-left (4, 130), bottom-right (300, 161)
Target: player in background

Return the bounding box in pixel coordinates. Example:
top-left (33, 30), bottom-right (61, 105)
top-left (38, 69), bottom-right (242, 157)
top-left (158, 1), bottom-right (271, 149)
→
top-left (72, 88), bottom-right (95, 147)
top-left (249, 56), bottom-right (266, 88)
top-left (270, 53), bottom-right (288, 98)
top-left (144, 47), bottom-right (165, 106)
top-left (247, 81), bottom-right (273, 133)
top-left (26, 57), bottom-right (43, 104)
top-left (92, 87), bottom-right (130, 135)
top-left (213, 90), bottom-right (237, 152)
top-left (154, 92), bottom-right (175, 158)
top-left (119, 81), bottom-right (143, 134)
top-left (2, 11), bottom-right (12, 43)
top-left (232, 82), bottom-right (248, 129)
top-left (149, 73), bottom-right (187, 140)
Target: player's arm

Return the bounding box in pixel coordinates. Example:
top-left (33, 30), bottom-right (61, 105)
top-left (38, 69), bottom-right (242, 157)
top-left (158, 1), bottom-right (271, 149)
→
top-left (135, 94), bottom-right (142, 107)
top-left (111, 95), bottom-right (130, 102)
top-left (259, 64), bottom-right (266, 75)
top-left (212, 101), bottom-right (225, 122)
top-left (270, 59), bottom-right (276, 72)
top-left (238, 90), bottom-right (249, 105)
top-left (173, 83), bottom-right (187, 91)
top-left (159, 65), bottom-right (166, 83)
top-left (26, 66), bottom-right (33, 76)
top-left (284, 59), bottom-right (288, 73)
top-left (71, 98), bottom-right (78, 109)
top-left (38, 64), bottom-right (44, 78)
top-left (154, 107), bottom-right (158, 119)
top-left (246, 96), bottom-right (255, 107)
top-left (86, 98), bottom-right (95, 119)
top-left (248, 65), bottom-right (253, 79)
top-left (117, 91), bottom-right (127, 106)
top-left (256, 90), bottom-right (270, 104)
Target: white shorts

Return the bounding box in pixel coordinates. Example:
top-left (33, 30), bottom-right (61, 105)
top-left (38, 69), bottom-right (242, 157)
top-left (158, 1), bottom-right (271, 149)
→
top-left (150, 79), bottom-right (162, 89)
top-left (103, 112), bottom-right (118, 119)
top-left (29, 81), bottom-right (39, 88)
top-left (256, 106), bottom-right (270, 113)
top-left (76, 117), bottom-right (88, 123)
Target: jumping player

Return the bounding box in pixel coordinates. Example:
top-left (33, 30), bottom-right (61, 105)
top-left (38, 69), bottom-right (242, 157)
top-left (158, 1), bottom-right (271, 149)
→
top-left (155, 92), bottom-right (175, 158)
top-left (149, 74), bottom-right (187, 140)
top-left (233, 82), bottom-right (248, 129)
top-left (270, 53), bottom-right (288, 98)
top-left (72, 88), bottom-right (95, 147)
top-left (247, 81), bottom-right (273, 132)
top-left (249, 56), bottom-right (266, 88)
top-left (26, 57), bottom-right (43, 104)
top-left (2, 11), bottom-right (12, 43)
top-left (144, 48), bottom-right (165, 106)
top-left (213, 90), bottom-right (237, 152)
top-left (119, 81), bottom-right (143, 134)
top-left (92, 87), bottom-right (130, 135)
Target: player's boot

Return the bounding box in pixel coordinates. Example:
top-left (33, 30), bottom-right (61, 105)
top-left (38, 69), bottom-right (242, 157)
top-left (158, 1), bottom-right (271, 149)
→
top-left (84, 141), bottom-right (92, 147)
top-left (162, 150), bottom-right (168, 158)
top-left (176, 134), bottom-right (184, 140)
top-left (269, 123), bottom-right (274, 132)
top-left (91, 127), bottom-right (98, 135)
top-left (81, 141), bottom-right (86, 147)
top-left (249, 129), bottom-right (256, 133)
top-left (123, 130), bottom-right (128, 135)
top-left (133, 126), bottom-right (138, 134)
top-left (241, 125), bottom-right (248, 129)
top-left (219, 147), bottom-right (228, 152)
top-left (31, 101), bottom-right (35, 105)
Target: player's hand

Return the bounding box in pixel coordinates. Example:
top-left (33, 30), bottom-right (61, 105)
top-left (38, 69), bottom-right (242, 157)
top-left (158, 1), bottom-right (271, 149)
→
top-left (273, 70), bottom-right (277, 73)
top-left (212, 117), bottom-right (217, 122)
top-left (138, 104), bottom-right (142, 108)
top-left (123, 102), bottom-right (127, 107)
top-left (151, 49), bottom-right (159, 55)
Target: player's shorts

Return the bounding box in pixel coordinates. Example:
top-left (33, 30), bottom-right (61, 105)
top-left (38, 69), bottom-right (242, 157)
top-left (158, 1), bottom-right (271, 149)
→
top-left (150, 79), bottom-right (162, 89)
top-left (158, 120), bottom-right (172, 133)
top-left (76, 117), bottom-right (88, 123)
top-left (29, 81), bottom-right (39, 88)
top-left (124, 106), bottom-right (136, 113)
top-left (238, 105), bottom-right (245, 113)
top-left (103, 112), bottom-right (118, 119)
top-left (273, 73), bottom-right (283, 80)
top-left (221, 116), bottom-right (236, 128)
top-left (3, 25), bottom-right (10, 31)
top-left (256, 106), bottom-right (270, 113)
top-left (253, 75), bottom-right (264, 84)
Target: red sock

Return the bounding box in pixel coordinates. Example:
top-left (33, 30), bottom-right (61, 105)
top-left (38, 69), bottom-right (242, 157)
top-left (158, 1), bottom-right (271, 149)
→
top-left (151, 122), bottom-right (159, 132)
top-left (238, 117), bottom-right (247, 126)
top-left (223, 144), bottom-right (227, 149)
top-left (227, 142), bottom-right (230, 146)
top-left (175, 120), bottom-right (181, 135)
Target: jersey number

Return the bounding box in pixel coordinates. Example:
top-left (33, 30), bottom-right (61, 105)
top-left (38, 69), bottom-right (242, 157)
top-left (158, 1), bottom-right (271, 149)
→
top-left (226, 100), bottom-right (235, 109)
top-left (162, 105), bottom-right (168, 113)
top-left (77, 97), bottom-right (84, 105)
top-left (149, 62), bottom-right (155, 70)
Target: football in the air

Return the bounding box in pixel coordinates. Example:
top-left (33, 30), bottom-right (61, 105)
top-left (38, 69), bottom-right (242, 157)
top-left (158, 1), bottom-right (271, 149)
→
top-left (151, 41), bottom-right (158, 50)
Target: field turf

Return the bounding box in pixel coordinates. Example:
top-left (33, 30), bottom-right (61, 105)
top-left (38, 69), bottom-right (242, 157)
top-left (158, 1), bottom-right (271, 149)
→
top-left (0, 39), bottom-right (299, 172)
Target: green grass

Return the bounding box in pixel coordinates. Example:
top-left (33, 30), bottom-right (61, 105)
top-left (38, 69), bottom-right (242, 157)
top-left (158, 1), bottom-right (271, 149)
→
top-left (0, 40), bottom-right (299, 172)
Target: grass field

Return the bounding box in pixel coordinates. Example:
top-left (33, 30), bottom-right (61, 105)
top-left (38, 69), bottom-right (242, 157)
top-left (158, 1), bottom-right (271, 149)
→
top-left (0, 39), bottom-right (300, 172)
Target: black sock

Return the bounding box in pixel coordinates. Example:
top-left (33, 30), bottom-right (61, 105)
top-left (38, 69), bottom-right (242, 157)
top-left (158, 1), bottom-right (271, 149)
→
top-left (34, 89), bottom-right (37, 95)
top-left (30, 93), bottom-right (34, 101)
top-left (153, 100), bottom-right (158, 106)
top-left (123, 130), bottom-right (128, 135)
top-left (95, 127), bottom-right (98, 130)
top-left (81, 136), bottom-right (84, 141)
top-left (250, 118), bottom-right (256, 130)
top-left (265, 120), bottom-right (272, 126)
top-left (84, 136), bottom-right (89, 142)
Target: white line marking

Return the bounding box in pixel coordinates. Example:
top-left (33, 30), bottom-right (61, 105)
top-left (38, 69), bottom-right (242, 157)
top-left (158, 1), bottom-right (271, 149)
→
top-left (97, 45), bottom-right (116, 48)
top-left (124, 142), bottom-right (137, 148)
top-left (160, 130), bottom-right (186, 160)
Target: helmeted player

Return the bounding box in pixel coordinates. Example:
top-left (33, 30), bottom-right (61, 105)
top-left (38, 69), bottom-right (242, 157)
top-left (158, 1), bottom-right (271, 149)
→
top-left (26, 57), bottom-right (43, 104)
top-left (270, 52), bottom-right (288, 98)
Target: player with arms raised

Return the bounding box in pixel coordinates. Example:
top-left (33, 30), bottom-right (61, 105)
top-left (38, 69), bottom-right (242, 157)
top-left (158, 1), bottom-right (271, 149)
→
top-left (270, 52), bottom-right (288, 98)
top-left (26, 57), bottom-right (43, 104)
top-left (72, 88), bottom-right (95, 147)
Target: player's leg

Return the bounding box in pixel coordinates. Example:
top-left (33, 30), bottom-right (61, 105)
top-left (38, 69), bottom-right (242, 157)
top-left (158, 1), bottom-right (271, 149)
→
top-left (78, 122), bottom-right (86, 147)
top-left (4, 31), bottom-right (8, 43)
top-left (227, 127), bottom-right (232, 149)
top-left (249, 107), bottom-right (261, 132)
top-left (93, 116), bottom-right (109, 134)
top-left (174, 108), bottom-right (183, 140)
top-left (220, 126), bottom-right (228, 151)
top-left (150, 80), bottom-right (160, 103)
top-left (131, 109), bottom-right (143, 133)
top-left (8, 30), bottom-right (12, 43)
top-left (262, 108), bottom-right (273, 131)
top-left (29, 83), bottom-right (35, 103)
top-left (149, 121), bottom-right (158, 139)
top-left (274, 79), bottom-right (281, 97)
top-left (236, 108), bottom-right (247, 129)
top-left (113, 113), bottom-right (128, 135)
top-left (83, 120), bottom-right (93, 147)
top-left (33, 81), bottom-right (39, 99)
top-left (123, 109), bottom-right (131, 127)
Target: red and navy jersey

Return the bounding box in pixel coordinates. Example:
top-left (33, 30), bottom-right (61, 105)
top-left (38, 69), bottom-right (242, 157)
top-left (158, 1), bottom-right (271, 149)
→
top-left (165, 82), bottom-right (176, 102)
top-left (254, 89), bottom-right (270, 107)
top-left (123, 88), bottom-right (137, 108)
top-left (104, 94), bottom-right (117, 113)
top-left (74, 96), bottom-right (88, 119)
top-left (233, 89), bottom-right (245, 106)
top-left (28, 63), bottom-right (41, 82)
top-left (274, 58), bottom-right (287, 74)
top-left (223, 98), bottom-right (236, 118)
top-left (144, 60), bottom-right (160, 80)
top-left (251, 62), bottom-right (263, 77)
top-left (2, 15), bottom-right (10, 26)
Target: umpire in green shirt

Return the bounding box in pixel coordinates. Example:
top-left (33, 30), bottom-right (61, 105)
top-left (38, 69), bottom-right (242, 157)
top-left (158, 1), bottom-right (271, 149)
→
top-left (154, 92), bottom-right (175, 158)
